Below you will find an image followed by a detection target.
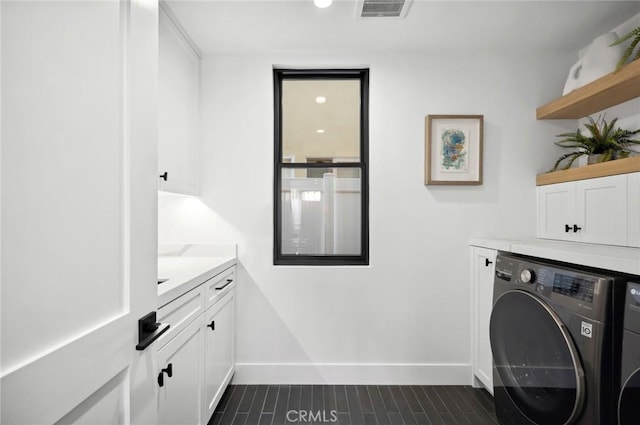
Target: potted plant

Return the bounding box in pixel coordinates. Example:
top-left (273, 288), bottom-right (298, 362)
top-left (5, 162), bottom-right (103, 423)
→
top-left (551, 116), bottom-right (640, 171)
top-left (611, 27), bottom-right (640, 71)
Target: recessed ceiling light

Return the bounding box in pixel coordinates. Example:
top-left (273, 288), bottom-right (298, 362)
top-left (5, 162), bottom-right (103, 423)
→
top-left (316, 129), bottom-right (325, 134)
top-left (314, 0), bottom-right (332, 9)
top-left (315, 96), bottom-right (326, 104)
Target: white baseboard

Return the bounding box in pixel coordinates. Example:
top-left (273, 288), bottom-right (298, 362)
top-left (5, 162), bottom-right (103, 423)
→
top-left (232, 363), bottom-right (472, 385)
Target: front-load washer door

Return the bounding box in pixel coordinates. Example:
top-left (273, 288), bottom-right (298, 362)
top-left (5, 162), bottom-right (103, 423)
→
top-left (490, 290), bottom-right (585, 425)
top-left (619, 368), bottom-right (640, 425)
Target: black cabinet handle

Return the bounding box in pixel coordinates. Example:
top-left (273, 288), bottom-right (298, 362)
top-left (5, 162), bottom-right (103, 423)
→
top-left (573, 224), bottom-right (582, 232)
top-left (565, 224), bottom-right (572, 233)
top-left (159, 172), bottom-right (168, 181)
top-left (485, 258), bottom-right (493, 267)
top-left (215, 279), bottom-right (233, 291)
top-left (207, 320), bottom-right (215, 331)
top-left (157, 363), bottom-right (173, 387)
top-left (136, 311), bottom-right (170, 351)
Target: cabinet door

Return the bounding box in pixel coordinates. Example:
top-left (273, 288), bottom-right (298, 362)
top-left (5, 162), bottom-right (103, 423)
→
top-left (537, 182), bottom-right (575, 241)
top-left (575, 174), bottom-right (628, 245)
top-left (203, 289), bottom-right (236, 422)
top-left (628, 172), bottom-right (640, 248)
top-left (158, 316), bottom-right (204, 425)
top-left (158, 6), bottom-right (200, 195)
top-left (471, 246), bottom-right (496, 394)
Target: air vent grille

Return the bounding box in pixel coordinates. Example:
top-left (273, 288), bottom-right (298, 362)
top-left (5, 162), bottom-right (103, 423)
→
top-left (358, 0), bottom-right (412, 19)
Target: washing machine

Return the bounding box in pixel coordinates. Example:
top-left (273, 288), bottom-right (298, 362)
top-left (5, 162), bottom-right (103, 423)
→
top-left (489, 253), bottom-right (627, 425)
top-left (618, 281), bottom-right (640, 425)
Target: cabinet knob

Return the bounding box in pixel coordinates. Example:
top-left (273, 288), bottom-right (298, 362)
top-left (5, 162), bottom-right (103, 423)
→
top-left (157, 363), bottom-right (173, 387)
top-left (573, 224), bottom-right (582, 232)
top-left (159, 172), bottom-right (168, 181)
top-left (207, 320), bottom-right (215, 331)
top-left (565, 224), bottom-right (572, 233)
top-left (485, 258), bottom-right (493, 267)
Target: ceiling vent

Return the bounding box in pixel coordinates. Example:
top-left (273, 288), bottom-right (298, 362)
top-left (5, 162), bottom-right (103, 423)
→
top-left (357, 0), bottom-right (413, 19)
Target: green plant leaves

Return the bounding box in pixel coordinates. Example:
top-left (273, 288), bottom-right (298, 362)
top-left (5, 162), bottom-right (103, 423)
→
top-left (551, 115), bottom-right (640, 171)
top-left (611, 27), bottom-right (640, 71)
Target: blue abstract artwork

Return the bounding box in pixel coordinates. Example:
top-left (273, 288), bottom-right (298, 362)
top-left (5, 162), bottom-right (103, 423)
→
top-left (440, 128), bottom-right (468, 171)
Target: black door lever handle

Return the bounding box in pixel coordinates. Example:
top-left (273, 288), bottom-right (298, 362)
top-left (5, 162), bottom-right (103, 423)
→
top-left (158, 363), bottom-right (173, 387)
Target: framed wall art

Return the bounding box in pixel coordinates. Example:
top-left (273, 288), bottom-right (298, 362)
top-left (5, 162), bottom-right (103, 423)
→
top-left (425, 115), bottom-right (484, 185)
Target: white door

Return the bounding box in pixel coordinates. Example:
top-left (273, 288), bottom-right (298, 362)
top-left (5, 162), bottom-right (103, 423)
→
top-left (203, 290), bottom-right (236, 421)
top-left (158, 316), bottom-right (204, 425)
top-left (471, 247), bottom-right (495, 394)
top-left (628, 172), bottom-right (640, 248)
top-left (158, 5), bottom-right (201, 196)
top-left (537, 182), bottom-right (575, 240)
top-left (1, 1), bottom-right (159, 424)
top-left (575, 174), bottom-right (628, 245)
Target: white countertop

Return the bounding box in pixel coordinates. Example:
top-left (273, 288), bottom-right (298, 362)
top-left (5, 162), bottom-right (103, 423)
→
top-left (158, 256), bottom-right (236, 307)
top-left (470, 238), bottom-right (640, 275)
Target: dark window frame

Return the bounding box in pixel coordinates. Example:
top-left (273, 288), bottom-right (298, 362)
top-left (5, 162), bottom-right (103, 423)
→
top-left (273, 68), bottom-right (369, 266)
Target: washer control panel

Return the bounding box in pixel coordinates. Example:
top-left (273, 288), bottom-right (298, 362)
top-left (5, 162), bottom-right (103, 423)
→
top-left (495, 254), bottom-right (607, 304)
top-left (552, 273), bottom-right (596, 303)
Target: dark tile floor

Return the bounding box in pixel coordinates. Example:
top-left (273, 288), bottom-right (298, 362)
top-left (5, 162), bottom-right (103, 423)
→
top-left (209, 385), bottom-right (498, 425)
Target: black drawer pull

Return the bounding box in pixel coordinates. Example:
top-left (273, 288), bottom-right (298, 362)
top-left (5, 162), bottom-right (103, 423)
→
top-left (159, 171), bottom-right (168, 181)
top-left (565, 224), bottom-right (572, 233)
top-left (485, 258), bottom-right (493, 267)
top-left (573, 224), bottom-right (582, 232)
top-left (158, 363), bottom-right (173, 387)
top-left (207, 320), bottom-right (215, 331)
top-left (215, 278), bottom-right (233, 291)
top-left (136, 311), bottom-right (170, 351)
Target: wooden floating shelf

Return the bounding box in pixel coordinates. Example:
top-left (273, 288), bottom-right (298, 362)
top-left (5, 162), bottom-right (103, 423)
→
top-left (536, 60), bottom-right (640, 119)
top-left (536, 156), bottom-right (640, 186)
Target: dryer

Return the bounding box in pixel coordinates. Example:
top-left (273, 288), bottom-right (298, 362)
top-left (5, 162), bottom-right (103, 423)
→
top-left (489, 253), bottom-right (627, 425)
top-left (618, 281), bottom-right (640, 425)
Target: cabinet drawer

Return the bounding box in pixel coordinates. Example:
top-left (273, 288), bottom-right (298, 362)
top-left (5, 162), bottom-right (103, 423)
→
top-left (157, 285), bottom-right (205, 347)
top-left (204, 266), bottom-right (236, 309)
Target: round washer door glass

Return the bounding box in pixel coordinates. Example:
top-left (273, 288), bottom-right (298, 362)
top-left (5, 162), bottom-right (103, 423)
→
top-left (490, 290), bottom-right (584, 425)
top-left (619, 368), bottom-right (640, 425)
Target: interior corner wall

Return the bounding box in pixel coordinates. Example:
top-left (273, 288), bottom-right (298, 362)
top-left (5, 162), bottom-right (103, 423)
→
top-left (159, 49), bottom-right (578, 384)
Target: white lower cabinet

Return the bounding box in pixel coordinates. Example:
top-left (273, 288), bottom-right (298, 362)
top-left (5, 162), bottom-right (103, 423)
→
top-left (471, 246), bottom-right (496, 394)
top-left (157, 266), bottom-right (236, 425)
top-left (158, 316), bottom-right (204, 425)
top-left (203, 289), bottom-right (236, 421)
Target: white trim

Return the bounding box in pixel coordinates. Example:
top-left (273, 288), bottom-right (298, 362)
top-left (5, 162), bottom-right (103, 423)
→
top-left (232, 363), bottom-right (471, 385)
top-left (159, 1), bottom-right (201, 59)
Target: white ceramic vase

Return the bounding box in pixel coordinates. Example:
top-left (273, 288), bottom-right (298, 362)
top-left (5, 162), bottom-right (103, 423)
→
top-left (563, 32), bottom-right (624, 95)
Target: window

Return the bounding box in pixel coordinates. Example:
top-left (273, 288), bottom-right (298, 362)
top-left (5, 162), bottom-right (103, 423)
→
top-left (273, 69), bottom-right (369, 265)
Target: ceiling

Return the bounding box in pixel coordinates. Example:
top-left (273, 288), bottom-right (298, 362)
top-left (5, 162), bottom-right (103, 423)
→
top-left (165, 0), bottom-right (640, 55)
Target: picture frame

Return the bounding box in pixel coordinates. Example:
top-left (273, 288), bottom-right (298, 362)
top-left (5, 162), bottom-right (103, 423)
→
top-left (425, 115), bottom-right (484, 185)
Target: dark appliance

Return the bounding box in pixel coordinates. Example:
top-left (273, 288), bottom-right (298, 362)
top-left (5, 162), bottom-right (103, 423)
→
top-left (490, 253), bottom-right (628, 425)
top-left (618, 281), bottom-right (640, 425)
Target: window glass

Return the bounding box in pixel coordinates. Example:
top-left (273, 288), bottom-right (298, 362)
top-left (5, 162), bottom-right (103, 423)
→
top-left (282, 79), bottom-right (360, 162)
top-left (274, 69), bottom-right (368, 266)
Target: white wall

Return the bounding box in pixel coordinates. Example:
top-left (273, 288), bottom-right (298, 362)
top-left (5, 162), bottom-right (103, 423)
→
top-left (159, 50), bottom-right (578, 383)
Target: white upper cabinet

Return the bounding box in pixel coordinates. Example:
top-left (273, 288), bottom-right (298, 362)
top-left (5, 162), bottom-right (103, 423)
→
top-left (575, 175), bottom-right (628, 245)
top-left (537, 181), bottom-right (575, 241)
top-left (158, 5), bottom-right (201, 195)
top-left (628, 172), bottom-right (640, 248)
top-left (537, 173), bottom-right (637, 247)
